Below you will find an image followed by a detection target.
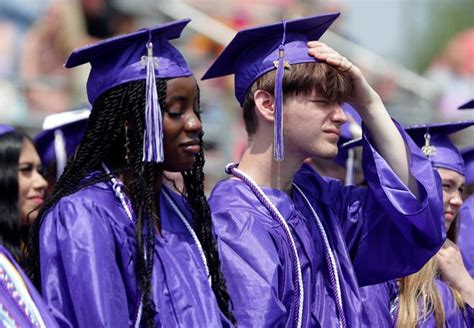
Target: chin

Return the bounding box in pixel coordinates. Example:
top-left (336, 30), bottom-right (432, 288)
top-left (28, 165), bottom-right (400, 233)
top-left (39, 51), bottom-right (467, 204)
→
top-left (164, 159), bottom-right (196, 172)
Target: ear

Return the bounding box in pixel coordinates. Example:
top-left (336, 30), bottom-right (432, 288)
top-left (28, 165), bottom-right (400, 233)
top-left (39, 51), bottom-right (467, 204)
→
top-left (254, 90), bottom-right (275, 124)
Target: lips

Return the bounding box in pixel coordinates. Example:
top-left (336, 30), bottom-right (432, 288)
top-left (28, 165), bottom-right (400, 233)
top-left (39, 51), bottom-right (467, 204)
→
top-left (323, 128), bottom-right (341, 140)
top-left (29, 196), bottom-right (44, 205)
top-left (180, 140), bottom-right (200, 154)
top-left (444, 211), bottom-right (456, 222)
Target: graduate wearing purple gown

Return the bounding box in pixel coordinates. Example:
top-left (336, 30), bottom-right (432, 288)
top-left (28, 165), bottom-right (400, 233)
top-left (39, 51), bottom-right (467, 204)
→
top-left (202, 14), bottom-right (444, 327)
top-left (360, 121), bottom-right (474, 328)
top-left (40, 182), bottom-right (229, 327)
top-left (27, 19), bottom-right (234, 327)
top-left (0, 125), bottom-right (69, 327)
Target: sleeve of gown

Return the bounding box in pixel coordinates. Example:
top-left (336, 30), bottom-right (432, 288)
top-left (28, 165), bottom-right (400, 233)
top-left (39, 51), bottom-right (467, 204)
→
top-left (463, 304), bottom-right (474, 327)
top-left (40, 197), bottom-right (131, 327)
top-left (330, 120), bottom-right (445, 286)
top-left (212, 206), bottom-right (292, 327)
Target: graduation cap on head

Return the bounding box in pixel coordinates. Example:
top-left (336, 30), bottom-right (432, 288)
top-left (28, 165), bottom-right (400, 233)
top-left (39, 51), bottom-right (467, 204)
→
top-left (341, 120), bottom-right (474, 177)
top-left (458, 99), bottom-right (474, 110)
top-left (461, 146), bottom-right (474, 185)
top-left (65, 18), bottom-right (193, 163)
top-left (404, 120), bottom-right (474, 175)
top-left (202, 13), bottom-right (340, 161)
top-left (0, 124), bottom-right (14, 136)
top-left (34, 108), bottom-right (91, 180)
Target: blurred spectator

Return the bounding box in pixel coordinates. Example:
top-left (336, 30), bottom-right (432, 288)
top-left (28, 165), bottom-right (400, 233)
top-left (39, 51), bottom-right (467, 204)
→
top-left (426, 28), bottom-right (474, 123)
top-left (19, 0), bottom-right (89, 116)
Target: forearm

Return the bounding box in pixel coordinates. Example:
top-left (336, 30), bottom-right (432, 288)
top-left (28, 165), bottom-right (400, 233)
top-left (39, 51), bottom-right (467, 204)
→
top-left (457, 277), bottom-right (474, 308)
top-left (356, 95), bottom-right (419, 198)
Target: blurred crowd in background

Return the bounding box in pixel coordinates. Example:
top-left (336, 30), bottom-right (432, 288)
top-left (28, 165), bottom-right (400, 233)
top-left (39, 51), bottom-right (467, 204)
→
top-left (0, 0), bottom-right (473, 190)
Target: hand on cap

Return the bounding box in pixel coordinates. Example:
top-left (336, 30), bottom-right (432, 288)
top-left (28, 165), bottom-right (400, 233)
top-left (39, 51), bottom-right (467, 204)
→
top-left (307, 41), bottom-right (381, 114)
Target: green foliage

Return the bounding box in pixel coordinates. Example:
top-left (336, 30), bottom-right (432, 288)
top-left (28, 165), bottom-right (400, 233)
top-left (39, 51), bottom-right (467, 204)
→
top-left (410, 0), bottom-right (474, 73)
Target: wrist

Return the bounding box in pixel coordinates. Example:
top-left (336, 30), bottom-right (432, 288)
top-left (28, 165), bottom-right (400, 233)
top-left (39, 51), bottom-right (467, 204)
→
top-left (455, 277), bottom-right (474, 307)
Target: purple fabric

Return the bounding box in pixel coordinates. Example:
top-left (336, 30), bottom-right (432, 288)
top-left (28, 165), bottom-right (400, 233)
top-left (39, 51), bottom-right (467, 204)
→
top-left (360, 279), bottom-right (474, 327)
top-left (458, 195), bottom-right (474, 277)
top-left (0, 124), bottom-right (14, 136)
top-left (0, 245), bottom-right (70, 327)
top-left (458, 99), bottom-right (474, 109)
top-left (201, 13), bottom-right (339, 105)
top-left (404, 120), bottom-right (474, 176)
top-left (359, 281), bottom-right (396, 328)
top-left (461, 146), bottom-right (474, 185)
top-left (39, 182), bottom-right (229, 327)
top-left (65, 19), bottom-right (192, 105)
top-left (34, 119), bottom-right (88, 170)
top-left (209, 122), bottom-right (444, 327)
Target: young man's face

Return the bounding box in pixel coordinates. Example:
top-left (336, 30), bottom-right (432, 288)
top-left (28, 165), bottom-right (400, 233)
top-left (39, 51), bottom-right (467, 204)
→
top-left (283, 92), bottom-right (347, 161)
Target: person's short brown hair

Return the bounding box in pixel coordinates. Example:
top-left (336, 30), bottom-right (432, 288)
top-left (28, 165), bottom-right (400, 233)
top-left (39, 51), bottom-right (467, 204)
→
top-left (241, 62), bottom-right (354, 135)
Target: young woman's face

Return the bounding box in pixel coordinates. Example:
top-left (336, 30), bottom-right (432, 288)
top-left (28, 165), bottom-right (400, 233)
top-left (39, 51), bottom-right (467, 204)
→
top-left (438, 167), bottom-right (464, 230)
top-left (162, 76), bottom-right (202, 172)
top-left (18, 139), bottom-right (47, 226)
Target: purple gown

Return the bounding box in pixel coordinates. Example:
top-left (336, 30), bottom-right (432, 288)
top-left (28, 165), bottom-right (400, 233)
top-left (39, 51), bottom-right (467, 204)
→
top-left (458, 195), bottom-right (474, 277)
top-left (359, 279), bottom-right (474, 327)
top-left (209, 126), bottom-right (445, 327)
top-left (0, 245), bottom-right (70, 328)
top-left (39, 181), bottom-right (230, 327)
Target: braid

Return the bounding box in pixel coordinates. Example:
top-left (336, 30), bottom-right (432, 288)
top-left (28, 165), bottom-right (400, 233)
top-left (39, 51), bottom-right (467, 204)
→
top-left (182, 86), bottom-right (236, 324)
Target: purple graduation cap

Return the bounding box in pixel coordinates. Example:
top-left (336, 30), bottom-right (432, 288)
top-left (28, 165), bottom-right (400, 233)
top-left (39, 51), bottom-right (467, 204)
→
top-left (65, 18), bottom-right (193, 163)
top-left (458, 99), bottom-right (474, 110)
top-left (202, 13), bottom-right (340, 161)
top-left (404, 120), bottom-right (474, 175)
top-left (461, 146), bottom-right (474, 185)
top-left (0, 124), bottom-right (15, 136)
top-left (34, 108), bottom-right (91, 180)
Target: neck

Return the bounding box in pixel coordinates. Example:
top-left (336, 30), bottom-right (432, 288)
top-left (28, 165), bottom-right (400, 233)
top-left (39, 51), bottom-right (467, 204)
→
top-left (237, 137), bottom-right (303, 192)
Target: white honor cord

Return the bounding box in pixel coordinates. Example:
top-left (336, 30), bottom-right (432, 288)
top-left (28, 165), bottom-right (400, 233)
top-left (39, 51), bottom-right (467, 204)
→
top-left (292, 183), bottom-right (343, 316)
top-left (231, 166), bottom-right (304, 328)
top-left (161, 188), bottom-right (211, 286)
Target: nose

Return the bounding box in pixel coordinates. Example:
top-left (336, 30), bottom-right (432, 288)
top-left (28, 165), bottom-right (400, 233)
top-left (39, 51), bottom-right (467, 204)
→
top-left (185, 111), bottom-right (203, 134)
top-left (33, 169), bottom-right (48, 194)
top-left (449, 190), bottom-right (463, 208)
top-left (331, 104), bottom-right (347, 125)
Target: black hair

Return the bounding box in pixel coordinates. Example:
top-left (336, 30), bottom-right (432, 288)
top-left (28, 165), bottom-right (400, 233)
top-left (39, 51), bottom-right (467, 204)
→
top-left (0, 131), bottom-right (32, 264)
top-left (27, 78), bottom-right (235, 325)
top-left (182, 86), bottom-right (236, 324)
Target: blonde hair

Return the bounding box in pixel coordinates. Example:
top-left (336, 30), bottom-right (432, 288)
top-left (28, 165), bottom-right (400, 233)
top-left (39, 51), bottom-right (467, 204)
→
top-left (396, 256), bottom-right (464, 328)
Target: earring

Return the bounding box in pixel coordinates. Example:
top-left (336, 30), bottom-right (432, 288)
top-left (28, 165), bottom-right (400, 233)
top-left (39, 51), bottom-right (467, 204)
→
top-left (124, 122), bottom-right (131, 165)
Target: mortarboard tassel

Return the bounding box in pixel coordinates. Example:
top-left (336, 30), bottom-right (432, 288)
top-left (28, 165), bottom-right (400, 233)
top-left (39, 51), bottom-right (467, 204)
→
top-left (273, 21), bottom-right (289, 161)
top-left (143, 40), bottom-right (164, 163)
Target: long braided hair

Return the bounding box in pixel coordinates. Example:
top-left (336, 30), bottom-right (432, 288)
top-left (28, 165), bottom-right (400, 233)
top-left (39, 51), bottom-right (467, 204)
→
top-left (27, 79), bottom-right (160, 326)
top-left (182, 86), bottom-right (236, 324)
top-left (27, 78), bottom-right (235, 325)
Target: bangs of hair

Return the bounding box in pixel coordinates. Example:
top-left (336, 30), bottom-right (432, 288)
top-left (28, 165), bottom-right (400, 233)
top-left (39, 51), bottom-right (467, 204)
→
top-left (250, 62), bottom-right (354, 104)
